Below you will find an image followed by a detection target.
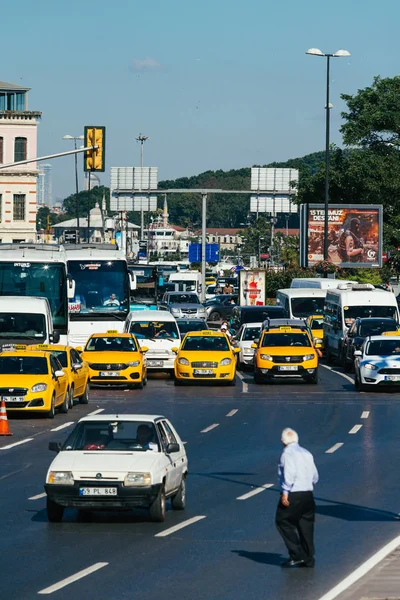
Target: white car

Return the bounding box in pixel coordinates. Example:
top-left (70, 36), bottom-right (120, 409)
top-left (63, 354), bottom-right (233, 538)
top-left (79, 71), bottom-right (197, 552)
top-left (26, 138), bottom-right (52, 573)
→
top-left (45, 414), bottom-right (188, 523)
top-left (233, 322), bottom-right (262, 369)
top-left (354, 335), bottom-right (400, 391)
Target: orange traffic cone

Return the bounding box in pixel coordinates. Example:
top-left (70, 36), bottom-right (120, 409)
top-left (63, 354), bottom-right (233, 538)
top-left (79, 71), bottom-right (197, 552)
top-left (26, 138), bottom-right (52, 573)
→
top-left (0, 398), bottom-right (12, 436)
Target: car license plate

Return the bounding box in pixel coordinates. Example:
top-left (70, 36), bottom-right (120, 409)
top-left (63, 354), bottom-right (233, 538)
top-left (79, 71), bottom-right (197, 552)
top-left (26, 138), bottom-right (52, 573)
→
top-left (194, 369), bottom-right (214, 374)
top-left (99, 371), bottom-right (120, 377)
top-left (79, 487), bottom-right (117, 496)
top-left (278, 366), bottom-right (298, 371)
top-left (3, 396), bottom-right (25, 402)
top-left (147, 360), bottom-right (163, 367)
top-left (385, 376), bottom-right (400, 381)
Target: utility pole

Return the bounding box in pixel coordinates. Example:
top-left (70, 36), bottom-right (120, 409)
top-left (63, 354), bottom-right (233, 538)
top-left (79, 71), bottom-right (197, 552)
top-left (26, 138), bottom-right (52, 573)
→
top-left (201, 193), bottom-right (207, 303)
top-left (136, 134), bottom-right (149, 243)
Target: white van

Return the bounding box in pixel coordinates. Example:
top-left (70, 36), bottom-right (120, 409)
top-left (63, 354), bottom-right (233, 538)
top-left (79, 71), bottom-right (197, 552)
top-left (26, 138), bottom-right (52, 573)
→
top-left (124, 310), bottom-right (180, 373)
top-left (0, 296), bottom-right (60, 349)
top-left (291, 278), bottom-right (357, 290)
top-left (276, 288), bottom-right (326, 319)
top-left (168, 271), bottom-right (202, 293)
top-left (324, 283), bottom-right (400, 362)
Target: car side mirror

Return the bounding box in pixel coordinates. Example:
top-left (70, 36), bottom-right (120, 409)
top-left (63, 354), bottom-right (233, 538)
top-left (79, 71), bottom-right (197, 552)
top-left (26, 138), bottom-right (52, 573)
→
top-left (233, 347), bottom-right (240, 354)
top-left (75, 346), bottom-right (83, 353)
top-left (54, 370), bottom-right (65, 378)
top-left (251, 343), bottom-right (258, 349)
top-left (171, 347), bottom-right (179, 353)
top-left (354, 350), bottom-right (362, 357)
top-left (49, 441), bottom-right (61, 453)
top-left (49, 331), bottom-right (60, 344)
top-left (72, 362), bottom-right (82, 371)
top-left (166, 442), bottom-right (180, 454)
top-left (141, 346), bottom-right (149, 353)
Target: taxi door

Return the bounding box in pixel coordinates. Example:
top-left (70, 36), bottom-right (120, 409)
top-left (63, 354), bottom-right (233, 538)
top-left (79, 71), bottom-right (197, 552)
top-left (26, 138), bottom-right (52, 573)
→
top-left (69, 348), bottom-right (87, 397)
top-left (156, 421), bottom-right (177, 493)
top-left (50, 355), bottom-right (67, 406)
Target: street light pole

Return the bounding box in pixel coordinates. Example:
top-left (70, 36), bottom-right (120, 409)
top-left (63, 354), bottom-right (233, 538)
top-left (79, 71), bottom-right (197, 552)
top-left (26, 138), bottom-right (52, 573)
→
top-left (63, 135), bottom-right (84, 241)
top-left (136, 134), bottom-right (149, 243)
top-left (201, 193), bottom-right (207, 303)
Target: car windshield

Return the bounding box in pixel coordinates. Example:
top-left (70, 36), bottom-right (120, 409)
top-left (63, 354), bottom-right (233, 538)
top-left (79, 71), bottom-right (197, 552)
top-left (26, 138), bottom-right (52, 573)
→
top-left (85, 336), bottom-right (138, 352)
top-left (261, 333), bottom-right (311, 347)
top-left (177, 320), bottom-right (208, 334)
top-left (291, 298), bottom-right (325, 318)
top-left (311, 318), bottom-right (324, 330)
top-left (366, 340), bottom-right (400, 356)
top-left (182, 335), bottom-right (230, 351)
top-left (344, 306), bottom-right (398, 324)
top-left (63, 420), bottom-right (160, 452)
top-left (168, 294), bottom-right (200, 304)
top-left (359, 320), bottom-right (398, 337)
top-left (50, 350), bottom-right (68, 368)
top-left (0, 356), bottom-right (48, 374)
top-left (240, 308), bottom-right (287, 324)
top-left (243, 326), bottom-right (261, 341)
top-left (0, 313), bottom-right (46, 340)
top-left (129, 321), bottom-right (179, 340)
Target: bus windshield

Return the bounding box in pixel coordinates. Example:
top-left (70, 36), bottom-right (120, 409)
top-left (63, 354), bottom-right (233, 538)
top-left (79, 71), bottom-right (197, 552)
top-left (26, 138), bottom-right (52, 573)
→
top-left (0, 262), bottom-right (67, 333)
top-left (290, 297), bottom-right (325, 318)
top-left (129, 266), bottom-right (157, 307)
top-left (68, 260), bottom-right (129, 320)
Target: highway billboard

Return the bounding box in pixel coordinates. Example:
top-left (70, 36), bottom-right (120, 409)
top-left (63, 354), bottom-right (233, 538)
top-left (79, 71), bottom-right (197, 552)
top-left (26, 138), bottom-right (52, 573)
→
top-left (300, 204), bottom-right (383, 268)
top-left (239, 270), bottom-right (266, 306)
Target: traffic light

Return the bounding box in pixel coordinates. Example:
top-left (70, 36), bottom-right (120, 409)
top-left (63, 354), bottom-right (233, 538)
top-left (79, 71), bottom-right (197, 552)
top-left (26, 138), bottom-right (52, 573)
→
top-left (84, 126), bottom-right (106, 172)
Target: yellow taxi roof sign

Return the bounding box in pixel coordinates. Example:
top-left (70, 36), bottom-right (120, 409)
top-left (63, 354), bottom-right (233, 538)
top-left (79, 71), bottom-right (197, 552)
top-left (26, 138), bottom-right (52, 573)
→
top-left (36, 344), bottom-right (50, 349)
top-left (106, 330), bottom-right (119, 335)
top-left (15, 344), bottom-right (27, 350)
top-left (201, 330), bottom-right (213, 335)
top-left (279, 326), bottom-right (292, 332)
top-left (382, 331), bottom-right (400, 336)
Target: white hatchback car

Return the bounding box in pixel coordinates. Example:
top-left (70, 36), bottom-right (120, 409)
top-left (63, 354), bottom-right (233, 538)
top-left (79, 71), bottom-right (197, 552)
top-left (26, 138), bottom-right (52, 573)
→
top-left (354, 335), bottom-right (400, 391)
top-left (45, 414), bottom-right (188, 522)
top-left (233, 322), bottom-right (262, 369)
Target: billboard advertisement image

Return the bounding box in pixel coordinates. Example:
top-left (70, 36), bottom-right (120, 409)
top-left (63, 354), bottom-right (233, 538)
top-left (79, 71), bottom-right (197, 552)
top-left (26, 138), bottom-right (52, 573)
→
top-left (239, 270), bottom-right (266, 306)
top-left (301, 204), bottom-right (382, 268)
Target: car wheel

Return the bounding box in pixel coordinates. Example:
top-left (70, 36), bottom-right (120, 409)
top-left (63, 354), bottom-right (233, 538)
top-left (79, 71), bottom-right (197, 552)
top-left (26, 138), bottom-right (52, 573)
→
top-left (149, 486), bottom-right (166, 522)
top-left (60, 390), bottom-right (69, 414)
top-left (79, 383), bottom-right (89, 404)
top-left (171, 478), bottom-right (186, 510)
top-left (47, 497), bottom-right (64, 522)
top-left (209, 311), bottom-right (222, 322)
top-left (47, 394), bottom-right (56, 419)
top-left (305, 373), bottom-right (318, 384)
top-left (68, 386), bottom-right (74, 409)
top-left (136, 380), bottom-right (144, 390)
top-left (143, 374), bottom-right (147, 386)
top-left (228, 376), bottom-right (236, 386)
top-left (355, 372), bottom-right (367, 392)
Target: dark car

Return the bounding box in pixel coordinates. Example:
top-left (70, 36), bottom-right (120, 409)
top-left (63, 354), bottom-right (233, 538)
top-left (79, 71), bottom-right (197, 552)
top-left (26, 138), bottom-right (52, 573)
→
top-left (341, 317), bottom-right (399, 372)
top-left (205, 294), bottom-right (238, 322)
top-left (230, 305), bottom-right (288, 334)
top-left (176, 318), bottom-right (208, 335)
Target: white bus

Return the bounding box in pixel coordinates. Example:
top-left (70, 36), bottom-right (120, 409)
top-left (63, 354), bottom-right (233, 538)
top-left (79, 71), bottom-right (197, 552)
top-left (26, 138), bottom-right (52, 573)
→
top-left (276, 288), bottom-right (327, 319)
top-left (291, 278), bottom-right (357, 290)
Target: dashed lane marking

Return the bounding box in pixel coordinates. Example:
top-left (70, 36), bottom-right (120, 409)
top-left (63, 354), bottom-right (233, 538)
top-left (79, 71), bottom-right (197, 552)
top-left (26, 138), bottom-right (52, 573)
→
top-left (200, 424), bottom-right (219, 433)
top-left (349, 424), bottom-right (363, 434)
top-left (236, 371), bottom-right (249, 393)
top-left (320, 364), bottom-right (354, 384)
top-left (50, 421), bottom-right (74, 432)
top-left (87, 409), bottom-right (104, 416)
top-left (237, 483), bottom-right (274, 500)
top-left (155, 516), bottom-right (206, 537)
top-left (226, 409), bottom-right (238, 417)
top-left (361, 411), bottom-right (370, 419)
top-left (0, 438), bottom-right (33, 451)
top-left (29, 492), bottom-right (46, 501)
top-left (38, 562), bottom-right (108, 595)
top-left (325, 443), bottom-right (344, 454)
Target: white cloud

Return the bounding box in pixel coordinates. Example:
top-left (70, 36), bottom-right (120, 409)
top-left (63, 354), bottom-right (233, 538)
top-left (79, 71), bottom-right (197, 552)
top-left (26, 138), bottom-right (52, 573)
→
top-left (131, 57), bottom-right (161, 71)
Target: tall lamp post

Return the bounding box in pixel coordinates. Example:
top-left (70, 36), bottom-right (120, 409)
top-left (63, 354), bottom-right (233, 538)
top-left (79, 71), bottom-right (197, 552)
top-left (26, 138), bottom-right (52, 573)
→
top-left (136, 134), bottom-right (149, 243)
top-left (306, 48), bottom-right (350, 261)
top-left (63, 134), bottom-right (84, 240)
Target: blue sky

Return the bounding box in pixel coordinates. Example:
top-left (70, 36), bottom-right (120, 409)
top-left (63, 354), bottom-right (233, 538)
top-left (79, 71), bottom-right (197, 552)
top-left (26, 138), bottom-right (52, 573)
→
top-left (2, 0), bottom-right (400, 201)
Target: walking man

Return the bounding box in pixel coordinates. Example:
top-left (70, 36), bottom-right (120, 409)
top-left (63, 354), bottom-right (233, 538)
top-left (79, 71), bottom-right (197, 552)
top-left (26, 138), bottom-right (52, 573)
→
top-left (276, 428), bottom-right (319, 568)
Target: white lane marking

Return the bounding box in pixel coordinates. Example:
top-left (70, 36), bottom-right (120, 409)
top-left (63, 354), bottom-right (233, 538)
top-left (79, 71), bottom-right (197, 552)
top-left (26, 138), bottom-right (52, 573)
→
top-left (87, 409), bottom-right (104, 416)
top-left (236, 371), bottom-right (249, 393)
top-left (0, 438), bottom-right (33, 450)
top-left (226, 409), bottom-right (238, 417)
top-left (325, 442), bottom-right (344, 454)
top-left (38, 562), bottom-right (109, 595)
top-left (349, 424), bottom-right (363, 434)
top-left (200, 423), bottom-right (219, 433)
top-left (50, 421), bottom-right (74, 432)
top-left (182, 441), bottom-right (187, 445)
top-left (237, 483), bottom-right (274, 500)
top-left (29, 492), bottom-right (46, 501)
top-left (320, 364), bottom-right (354, 384)
top-left (155, 515), bottom-right (206, 538)
top-left (361, 411), bottom-right (370, 419)
top-left (318, 534), bottom-right (400, 600)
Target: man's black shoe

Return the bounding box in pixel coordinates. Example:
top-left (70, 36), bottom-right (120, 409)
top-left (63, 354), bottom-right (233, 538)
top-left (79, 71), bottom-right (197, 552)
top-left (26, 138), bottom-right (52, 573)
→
top-left (280, 559), bottom-right (304, 568)
top-left (302, 560), bottom-right (315, 568)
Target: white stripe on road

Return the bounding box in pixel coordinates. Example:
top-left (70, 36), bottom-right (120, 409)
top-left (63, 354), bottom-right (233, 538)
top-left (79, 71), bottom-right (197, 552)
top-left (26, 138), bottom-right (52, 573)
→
top-left (320, 364), bottom-right (354, 384)
top-left (361, 411), bottom-right (370, 419)
top-left (87, 409), bottom-right (104, 416)
top-left (237, 483), bottom-right (274, 500)
top-left (0, 438), bottom-right (33, 450)
top-left (50, 421), bottom-right (74, 432)
top-left (155, 516), bottom-right (206, 537)
top-left (349, 424), bottom-right (363, 434)
top-left (325, 443), bottom-right (344, 454)
top-left (38, 562), bottom-right (108, 595)
top-left (200, 424), bottom-right (219, 433)
top-left (237, 371), bottom-right (249, 393)
top-left (226, 409), bottom-right (238, 417)
top-left (318, 534), bottom-right (400, 600)
top-left (29, 492), bottom-right (46, 501)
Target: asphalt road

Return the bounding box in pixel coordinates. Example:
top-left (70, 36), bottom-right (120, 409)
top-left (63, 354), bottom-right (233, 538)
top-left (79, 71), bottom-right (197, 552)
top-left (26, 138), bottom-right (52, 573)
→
top-left (1, 366), bottom-right (400, 600)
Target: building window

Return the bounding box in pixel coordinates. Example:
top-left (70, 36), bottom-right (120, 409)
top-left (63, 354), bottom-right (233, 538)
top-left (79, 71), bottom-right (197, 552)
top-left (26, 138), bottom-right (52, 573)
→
top-left (13, 195), bottom-right (26, 221)
top-left (14, 137), bottom-right (27, 162)
top-left (0, 137), bottom-right (3, 163)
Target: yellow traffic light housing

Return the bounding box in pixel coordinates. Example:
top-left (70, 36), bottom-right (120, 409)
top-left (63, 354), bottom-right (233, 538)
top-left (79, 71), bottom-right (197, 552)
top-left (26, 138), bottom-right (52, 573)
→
top-left (84, 126), bottom-right (106, 172)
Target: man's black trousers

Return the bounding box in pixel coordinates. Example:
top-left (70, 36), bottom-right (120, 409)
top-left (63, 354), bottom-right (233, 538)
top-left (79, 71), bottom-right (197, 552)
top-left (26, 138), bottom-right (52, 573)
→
top-left (275, 491), bottom-right (316, 564)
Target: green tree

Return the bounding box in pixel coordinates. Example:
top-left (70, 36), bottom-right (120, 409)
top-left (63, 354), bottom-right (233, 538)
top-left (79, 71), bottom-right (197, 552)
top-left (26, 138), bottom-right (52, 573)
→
top-left (36, 206), bottom-right (61, 230)
top-left (61, 185), bottom-right (110, 220)
top-left (239, 217), bottom-right (271, 262)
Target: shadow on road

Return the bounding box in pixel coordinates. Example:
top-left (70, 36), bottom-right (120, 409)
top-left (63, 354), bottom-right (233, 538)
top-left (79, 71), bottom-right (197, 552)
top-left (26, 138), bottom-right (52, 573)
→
top-left (316, 502), bottom-right (400, 522)
top-left (231, 550), bottom-right (283, 565)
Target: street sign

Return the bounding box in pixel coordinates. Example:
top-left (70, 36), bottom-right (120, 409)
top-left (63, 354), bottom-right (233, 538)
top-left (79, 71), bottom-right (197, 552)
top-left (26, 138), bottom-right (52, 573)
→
top-left (110, 167), bottom-right (158, 212)
top-left (250, 167), bottom-right (298, 215)
top-left (188, 243), bottom-right (219, 263)
top-left (64, 229), bottom-right (79, 244)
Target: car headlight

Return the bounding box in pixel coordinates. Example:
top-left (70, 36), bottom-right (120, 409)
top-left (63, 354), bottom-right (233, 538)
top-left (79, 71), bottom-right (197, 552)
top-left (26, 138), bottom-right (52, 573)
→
top-left (124, 472), bottom-right (152, 486)
top-left (260, 354), bottom-right (273, 361)
top-left (31, 383), bottom-right (47, 393)
top-left (220, 358), bottom-right (232, 366)
top-left (244, 349), bottom-right (255, 355)
top-left (178, 357), bottom-right (189, 365)
top-left (171, 308), bottom-right (180, 314)
top-left (47, 471), bottom-right (74, 485)
top-left (127, 361), bottom-right (140, 367)
top-left (314, 338), bottom-right (323, 344)
top-left (303, 354), bottom-right (314, 361)
top-left (364, 363), bottom-right (378, 370)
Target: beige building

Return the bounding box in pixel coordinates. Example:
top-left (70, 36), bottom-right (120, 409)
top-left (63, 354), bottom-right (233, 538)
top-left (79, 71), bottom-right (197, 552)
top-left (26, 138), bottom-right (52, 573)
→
top-left (0, 81), bottom-right (41, 243)
top-left (202, 228), bottom-right (243, 250)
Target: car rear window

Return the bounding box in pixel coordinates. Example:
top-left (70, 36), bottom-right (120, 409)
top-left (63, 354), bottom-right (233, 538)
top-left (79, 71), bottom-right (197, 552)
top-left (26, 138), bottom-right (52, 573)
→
top-left (242, 307), bottom-right (287, 324)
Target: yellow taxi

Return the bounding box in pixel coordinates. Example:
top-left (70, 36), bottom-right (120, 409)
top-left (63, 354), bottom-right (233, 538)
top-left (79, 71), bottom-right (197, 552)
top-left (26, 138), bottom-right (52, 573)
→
top-left (81, 331), bottom-right (148, 389)
top-left (172, 330), bottom-right (239, 385)
top-left (307, 315), bottom-right (325, 350)
top-left (0, 347), bottom-right (69, 418)
top-left (252, 325), bottom-right (320, 384)
top-left (27, 344), bottom-right (90, 408)
top-left (205, 276), bottom-right (217, 286)
top-left (382, 330), bottom-right (400, 336)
